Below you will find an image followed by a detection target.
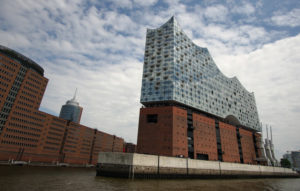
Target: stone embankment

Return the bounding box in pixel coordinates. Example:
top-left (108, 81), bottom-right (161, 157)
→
top-left (0, 161), bottom-right (95, 168)
top-left (96, 152), bottom-right (299, 179)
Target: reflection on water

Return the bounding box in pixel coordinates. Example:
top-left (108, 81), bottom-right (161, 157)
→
top-left (0, 166), bottom-right (299, 191)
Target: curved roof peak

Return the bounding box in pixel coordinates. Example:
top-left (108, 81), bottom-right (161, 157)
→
top-left (167, 16), bottom-right (175, 24)
top-left (162, 17), bottom-right (253, 94)
top-left (162, 16), bottom-right (178, 28)
top-left (147, 17), bottom-right (254, 94)
top-left (147, 16), bottom-right (177, 31)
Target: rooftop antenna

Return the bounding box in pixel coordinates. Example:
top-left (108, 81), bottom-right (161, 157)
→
top-left (72, 88), bottom-right (78, 100)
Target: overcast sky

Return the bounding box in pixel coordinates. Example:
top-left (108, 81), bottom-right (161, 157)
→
top-left (0, 0), bottom-right (299, 159)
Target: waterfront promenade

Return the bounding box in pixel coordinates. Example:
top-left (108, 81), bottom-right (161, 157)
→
top-left (96, 152), bottom-right (298, 178)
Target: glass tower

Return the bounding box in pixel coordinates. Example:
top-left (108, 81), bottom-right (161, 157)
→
top-left (59, 89), bottom-right (82, 123)
top-left (140, 17), bottom-right (261, 131)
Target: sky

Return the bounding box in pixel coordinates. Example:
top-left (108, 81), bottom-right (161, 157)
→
top-left (0, 0), bottom-right (299, 159)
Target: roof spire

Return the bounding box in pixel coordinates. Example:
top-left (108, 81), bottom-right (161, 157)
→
top-left (72, 88), bottom-right (77, 101)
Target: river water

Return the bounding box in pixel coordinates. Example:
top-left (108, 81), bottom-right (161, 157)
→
top-left (0, 166), bottom-right (299, 191)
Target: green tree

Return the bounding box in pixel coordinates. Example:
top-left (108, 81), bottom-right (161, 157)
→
top-left (280, 158), bottom-right (291, 168)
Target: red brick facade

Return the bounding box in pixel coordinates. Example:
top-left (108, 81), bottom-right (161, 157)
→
top-left (172, 107), bottom-right (188, 157)
top-left (219, 122), bottom-right (240, 163)
top-left (37, 114), bottom-right (66, 162)
top-left (0, 50), bottom-right (124, 165)
top-left (137, 106), bottom-right (260, 164)
top-left (193, 113), bottom-right (218, 160)
top-left (0, 51), bottom-right (49, 162)
top-left (254, 133), bottom-right (267, 165)
top-left (124, 143), bottom-right (136, 153)
top-left (254, 133), bottom-right (262, 158)
top-left (239, 128), bottom-right (256, 164)
top-left (137, 106), bottom-right (188, 157)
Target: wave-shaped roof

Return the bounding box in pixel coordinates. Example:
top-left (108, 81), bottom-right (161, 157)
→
top-left (140, 16), bottom-right (261, 131)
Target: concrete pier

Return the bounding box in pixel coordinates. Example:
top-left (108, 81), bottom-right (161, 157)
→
top-left (96, 152), bottom-right (299, 179)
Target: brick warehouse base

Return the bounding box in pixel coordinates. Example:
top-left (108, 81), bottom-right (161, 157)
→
top-left (0, 128), bottom-right (124, 165)
top-left (137, 105), bottom-right (264, 165)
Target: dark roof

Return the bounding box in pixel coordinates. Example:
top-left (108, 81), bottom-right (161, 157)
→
top-left (0, 45), bottom-right (44, 76)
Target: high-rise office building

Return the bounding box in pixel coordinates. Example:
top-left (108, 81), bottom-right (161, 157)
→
top-left (137, 17), bottom-right (265, 164)
top-left (0, 45), bottom-right (47, 134)
top-left (0, 45), bottom-right (50, 161)
top-left (0, 45), bottom-right (124, 164)
top-left (59, 89), bottom-right (83, 123)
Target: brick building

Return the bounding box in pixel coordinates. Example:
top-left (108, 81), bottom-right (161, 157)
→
top-left (124, 142), bottom-right (136, 153)
top-left (0, 45), bottom-right (124, 164)
top-left (137, 106), bottom-right (188, 157)
top-left (137, 17), bottom-right (265, 164)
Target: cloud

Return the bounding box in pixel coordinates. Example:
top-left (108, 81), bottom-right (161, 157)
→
top-left (0, 0), bottom-right (299, 158)
top-left (133, 0), bottom-right (158, 7)
top-left (110, 0), bottom-right (133, 9)
top-left (204, 4), bottom-right (228, 22)
top-left (271, 8), bottom-right (300, 27)
top-left (0, 31), bottom-right (30, 48)
top-left (231, 2), bottom-right (255, 15)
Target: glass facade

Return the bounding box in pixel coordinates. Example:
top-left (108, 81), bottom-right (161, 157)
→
top-left (140, 17), bottom-right (261, 131)
top-left (59, 98), bottom-right (82, 123)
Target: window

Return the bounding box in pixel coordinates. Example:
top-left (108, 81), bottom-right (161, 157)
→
top-left (147, 114), bottom-right (158, 123)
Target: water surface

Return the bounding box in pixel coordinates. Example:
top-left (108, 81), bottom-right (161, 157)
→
top-left (0, 166), bottom-right (299, 191)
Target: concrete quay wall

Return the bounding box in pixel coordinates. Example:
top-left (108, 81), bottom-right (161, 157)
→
top-left (97, 152), bottom-right (299, 178)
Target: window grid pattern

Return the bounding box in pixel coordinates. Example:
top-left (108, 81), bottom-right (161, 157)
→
top-left (140, 17), bottom-right (261, 131)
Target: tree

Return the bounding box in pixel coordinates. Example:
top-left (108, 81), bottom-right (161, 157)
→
top-left (280, 158), bottom-right (291, 168)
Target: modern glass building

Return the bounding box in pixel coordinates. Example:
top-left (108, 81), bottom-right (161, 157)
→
top-left (140, 17), bottom-right (261, 131)
top-left (59, 90), bottom-right (83, 123)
